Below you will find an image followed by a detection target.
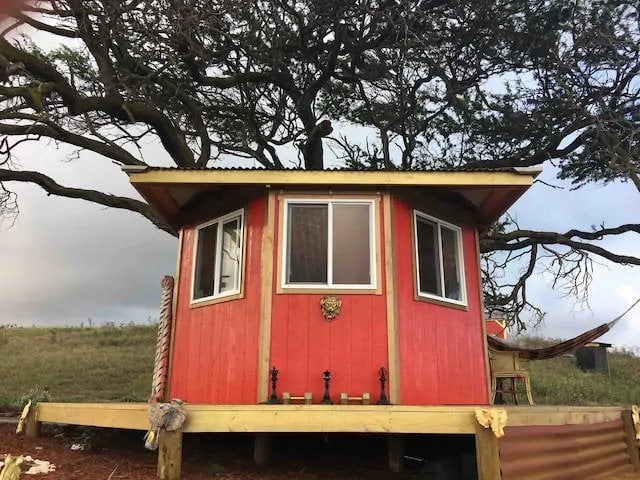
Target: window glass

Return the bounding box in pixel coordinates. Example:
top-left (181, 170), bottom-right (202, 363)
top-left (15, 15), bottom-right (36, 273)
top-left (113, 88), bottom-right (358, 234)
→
top-left (193, 223), bottom-right (218, 300)
top-left (416, 217), bottom-right (441, 296)
top-left (287, 204), bottom-right (328, 283)
top-left (441, 226), bottom-right (461, 301)
top-left (219, 218), bottom-right (241, 294)
top-left (332, 203), bottom-right (371, 285)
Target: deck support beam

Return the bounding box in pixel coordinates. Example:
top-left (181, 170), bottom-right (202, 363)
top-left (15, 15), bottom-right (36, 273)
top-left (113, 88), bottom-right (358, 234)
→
top-left (158, 429), bottom-right (182, 480)
top-left (254, 433), bottom-right (271, 467)
top-left (387, 435), bottom-right (404, 473)
top-left (475, 423), bottom-right (501, 480)
top-left (25, 416), bottom-right (41, 438)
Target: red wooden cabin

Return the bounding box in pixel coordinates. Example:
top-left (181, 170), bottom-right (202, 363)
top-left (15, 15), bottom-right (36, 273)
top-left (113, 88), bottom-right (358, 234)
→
top-left (127, 167), bottom-right (538, 408)
top-left (486, 317), bottom-right (508, 339)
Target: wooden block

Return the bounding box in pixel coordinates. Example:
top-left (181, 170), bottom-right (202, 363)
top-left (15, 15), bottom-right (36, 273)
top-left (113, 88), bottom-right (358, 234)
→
top-left (158, 429), bottom-right (182, 480)
top-left (304, 393), bottom-right (312, 405)
top-left (254, 434), bottom-right (270, 467)
top-left (282, 392), bottom-right (291, 405)
top-left (340, 393), bottom-right (348, 405)
top-left (362, 393), bottom-right (371, 405)
top-left (475, 422), bottom-right (501, 480)
top-left (388, 435), bottom-right (404, 473)
top-left (622, 409), bottom-right (640, 471)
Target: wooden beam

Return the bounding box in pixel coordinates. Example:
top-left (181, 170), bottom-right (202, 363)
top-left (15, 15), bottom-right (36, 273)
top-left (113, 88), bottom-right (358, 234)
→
top-left (34, 403), bottom-right (626, 435)
top-left (476, 228), bottom-right (493, 404)
top-left (36, 403), bottom-right (150, 430)
top-left (181, 405), bottom-right (478, 434)
top-left (387, 435), bottom-right (405, 473)
top-left (25, 415), bottom-right (41, 438)
top-left (130, 169), bottom-right (536, 188)
top-left (158, 429), bottom-right (182, 480)
top-left (165, 228), bottom-right (183, 401)
top-left (382, 194), bottom-right (400, 404)
top-left (254, 434), bottom-right (271, 467)
top-left (475, 422), bottom-right (501, 480)
top-left (257, 192), bottom-right (276, 403)
top-left (622, 409), bottom-right (640, 471)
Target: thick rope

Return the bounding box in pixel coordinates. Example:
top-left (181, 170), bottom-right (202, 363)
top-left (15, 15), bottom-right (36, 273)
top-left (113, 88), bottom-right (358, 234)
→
top-left (149, 276), bottom-right (175, 403)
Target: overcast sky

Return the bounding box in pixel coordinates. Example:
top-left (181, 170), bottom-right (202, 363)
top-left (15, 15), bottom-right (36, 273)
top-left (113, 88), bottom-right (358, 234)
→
top-left (1, 136), bottom-right (639, 348)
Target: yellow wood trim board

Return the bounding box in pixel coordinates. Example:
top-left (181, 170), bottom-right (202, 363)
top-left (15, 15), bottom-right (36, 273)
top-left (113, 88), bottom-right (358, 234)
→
top-left (257, 192), bottom-right (276, 403)
top-left (164, 228), bottom-right (183, 401)
top-left (476, 228), bottom-right (493, 404)
top-left (383, 194), bottom-right (400, 404)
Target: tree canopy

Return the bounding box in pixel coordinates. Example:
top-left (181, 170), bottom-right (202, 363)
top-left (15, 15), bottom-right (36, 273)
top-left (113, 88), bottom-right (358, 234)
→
top-left (0, 0), bottom-right (639, 328)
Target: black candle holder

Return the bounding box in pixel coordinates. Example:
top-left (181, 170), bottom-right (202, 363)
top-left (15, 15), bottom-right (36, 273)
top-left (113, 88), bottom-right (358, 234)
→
top-left (376, 366), bottom-right (391, 405)
top-left (267, 366), bottom-right (280, 404)
top-left (321, 370), bottom-right (333, 404)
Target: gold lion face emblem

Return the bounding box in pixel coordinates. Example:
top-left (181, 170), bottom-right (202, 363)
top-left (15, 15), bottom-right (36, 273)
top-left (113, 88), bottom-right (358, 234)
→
top-left (320, 296), bottom-right (342, 321)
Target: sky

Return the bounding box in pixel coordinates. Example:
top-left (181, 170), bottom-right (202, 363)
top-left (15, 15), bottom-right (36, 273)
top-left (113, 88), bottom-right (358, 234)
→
top-left (1, 136), bottom-right (639, 348)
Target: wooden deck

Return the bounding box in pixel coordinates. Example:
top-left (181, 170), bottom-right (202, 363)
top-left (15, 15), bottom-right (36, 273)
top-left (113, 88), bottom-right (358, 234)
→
top-left (25, 402), bottom-right (640, 480)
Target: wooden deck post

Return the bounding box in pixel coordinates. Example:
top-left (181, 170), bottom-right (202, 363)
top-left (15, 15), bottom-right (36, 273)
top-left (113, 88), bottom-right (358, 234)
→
top-left (622, 409), bottom-right (640, 471)
top-left (387, 435), bottom-right (404, 473)
top-left (475, 423), bottom-right (501, 480)
top-left (25, 415), bottom-right (41, 438)
top-left (254, 434), bottom-right (271, 467)
top-left (158, 429), bottom-right (182, 480)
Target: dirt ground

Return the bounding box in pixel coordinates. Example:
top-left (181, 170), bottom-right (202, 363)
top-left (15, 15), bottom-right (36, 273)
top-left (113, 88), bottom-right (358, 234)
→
top-left (3, 423), bottom-right (640, 480)
top-left (0, 424), bottom-right (413, 479)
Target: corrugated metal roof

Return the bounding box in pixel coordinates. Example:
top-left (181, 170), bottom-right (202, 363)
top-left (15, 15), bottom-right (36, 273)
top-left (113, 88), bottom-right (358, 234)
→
top-left (123, 165), bottom-right (533, 174)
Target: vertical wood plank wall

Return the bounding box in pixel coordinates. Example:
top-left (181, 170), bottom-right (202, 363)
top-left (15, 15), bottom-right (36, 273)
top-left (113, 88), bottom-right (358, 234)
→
top-left (269, 194), bottom-right (389, 401)
top-left (168, 197), bottom-right (266, 404)
top-left (392, 198), bottom-right (489, 405)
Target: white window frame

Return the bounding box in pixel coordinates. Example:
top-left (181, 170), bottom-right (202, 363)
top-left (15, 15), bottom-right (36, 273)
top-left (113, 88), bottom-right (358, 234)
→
top-left (190, 208), bottom-right (245, 304)
top-left (413, 210), bottom-right (467, 307)
top-left (281, 198), bottom-right (377, 290)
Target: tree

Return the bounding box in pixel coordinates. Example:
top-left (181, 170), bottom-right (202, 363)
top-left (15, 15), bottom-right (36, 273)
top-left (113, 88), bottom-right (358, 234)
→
top-left (0, 0), bottom-right (638, 328)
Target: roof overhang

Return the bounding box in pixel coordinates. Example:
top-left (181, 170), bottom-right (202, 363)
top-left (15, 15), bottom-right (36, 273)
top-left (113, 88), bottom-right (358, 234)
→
top-left (125, 167), bottom-right (540, 232)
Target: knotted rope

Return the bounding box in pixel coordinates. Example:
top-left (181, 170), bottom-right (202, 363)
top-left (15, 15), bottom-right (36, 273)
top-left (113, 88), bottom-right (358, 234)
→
top-left (149, 276), bottom-right (175, 403)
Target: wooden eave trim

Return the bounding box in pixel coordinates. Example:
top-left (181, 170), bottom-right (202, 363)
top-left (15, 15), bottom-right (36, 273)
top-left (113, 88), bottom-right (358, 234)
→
top-left (129, 170), bottom-right (535, 188)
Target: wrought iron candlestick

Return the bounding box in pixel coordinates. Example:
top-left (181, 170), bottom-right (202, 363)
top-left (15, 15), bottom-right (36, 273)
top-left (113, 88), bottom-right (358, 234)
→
top-left (267, 366), bottom-right (280, 404)
top-left (321, 370), bottom-right (333, 404)
top-left (376, 366), bottom-right (391, 405)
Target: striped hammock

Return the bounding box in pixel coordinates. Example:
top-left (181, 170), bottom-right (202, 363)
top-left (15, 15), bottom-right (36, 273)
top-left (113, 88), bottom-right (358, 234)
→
top-left (487, 297), bottom-right (640, 360)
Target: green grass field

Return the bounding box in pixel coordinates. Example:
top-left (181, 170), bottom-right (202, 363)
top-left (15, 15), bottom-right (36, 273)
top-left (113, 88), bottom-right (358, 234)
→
top-left (1, 325), bottom-right (640, 408)
top-left (0, 324), bottom-right (156, 407)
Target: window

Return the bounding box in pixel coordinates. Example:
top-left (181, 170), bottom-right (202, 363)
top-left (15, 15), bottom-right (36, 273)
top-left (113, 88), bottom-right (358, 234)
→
top-left (413, 211), bottom-right (466, 305)
top-left (283, 199), bottom-right (376, 289)
top-left (192, 209), bottom-right (244, 303)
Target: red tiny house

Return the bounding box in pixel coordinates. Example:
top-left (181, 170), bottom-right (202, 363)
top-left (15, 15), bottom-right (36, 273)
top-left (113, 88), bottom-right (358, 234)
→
top-left (127, 168), bottom-right (538, 409)
top-left (392, 197), bottom-right (488, 405)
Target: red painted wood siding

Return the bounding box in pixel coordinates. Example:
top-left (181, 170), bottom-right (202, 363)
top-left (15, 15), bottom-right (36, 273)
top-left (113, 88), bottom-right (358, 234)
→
top-left (269, 195), bottom-right (389, 402)
top-left (486, 319), bottom-right (508, 339)
top-left (393, 197), bottom-right (488, 405)
top-left (169, 197), bottom-right (265, 404)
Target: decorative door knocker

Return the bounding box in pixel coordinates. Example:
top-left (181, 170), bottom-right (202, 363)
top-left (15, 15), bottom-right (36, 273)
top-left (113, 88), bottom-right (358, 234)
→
top-left (320, 296), bottom-right (341, 321)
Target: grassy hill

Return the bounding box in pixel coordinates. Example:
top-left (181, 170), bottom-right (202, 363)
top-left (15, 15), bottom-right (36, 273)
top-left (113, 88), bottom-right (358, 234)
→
top-left (0, 324), bottom-right (156, 407)
top-left (1, 325), bottom-right (640, 407)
